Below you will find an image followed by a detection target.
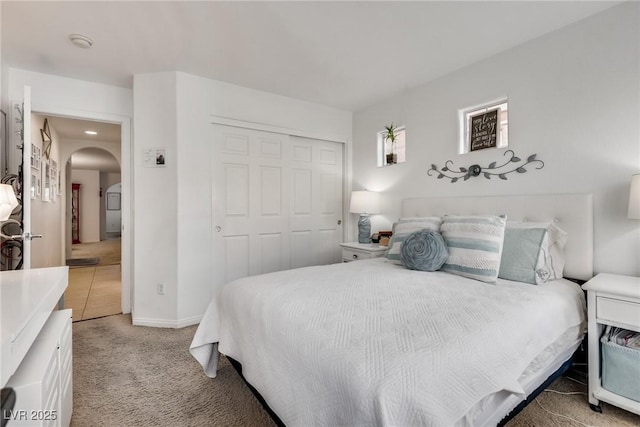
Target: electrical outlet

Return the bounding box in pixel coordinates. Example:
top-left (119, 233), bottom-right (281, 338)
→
top-left (157, 282), bottom-right (165, 295)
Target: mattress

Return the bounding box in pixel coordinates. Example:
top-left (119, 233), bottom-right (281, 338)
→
top-left (191, 258), bottom-right (586, 426)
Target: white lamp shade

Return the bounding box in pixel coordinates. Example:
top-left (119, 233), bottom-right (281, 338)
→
top-left (629, 174), bottom-right (640, 219)
top-left (0, 184), bottom-right (18, 221)
top-left (349, 190), bottom-right (379, 214)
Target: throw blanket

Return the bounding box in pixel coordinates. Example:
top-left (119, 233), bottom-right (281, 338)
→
top-left (190, 259), bottom-right (585, 426)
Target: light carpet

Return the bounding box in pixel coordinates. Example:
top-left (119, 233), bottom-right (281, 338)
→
top-left (71, 314), bottom-right (640, 427)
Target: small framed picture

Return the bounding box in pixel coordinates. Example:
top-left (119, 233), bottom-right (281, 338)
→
top-left (144, 147), bottom-right (167, 167)
top-left (41, 161), bottom-right (50, 202)
top-left (50, 160), bottom-right (58, 202)
top-left (31, 174), bottom-right (36, 199)
top-left (31, 144), bottom-right (40, 170)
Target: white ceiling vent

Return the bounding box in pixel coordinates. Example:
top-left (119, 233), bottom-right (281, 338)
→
top-left (69, 34), bottom-right (93, 49)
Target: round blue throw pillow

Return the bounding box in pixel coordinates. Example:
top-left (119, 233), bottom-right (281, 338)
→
top-left (400, 229), bottom-right (449, 271)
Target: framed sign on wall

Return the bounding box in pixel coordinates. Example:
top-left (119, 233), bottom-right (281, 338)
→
top-left (458, 99), bottom-right (508, 154)
top-left (469, 108), bottom-right (499, 152)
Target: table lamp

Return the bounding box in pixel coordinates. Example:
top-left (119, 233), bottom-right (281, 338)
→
top-left (0, 184), bottom-right (19, 221)
top-left (350, 190), bottom-right (380, 243)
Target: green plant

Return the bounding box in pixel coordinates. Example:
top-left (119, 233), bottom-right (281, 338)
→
top-left (384, 123), bottom-right (397, 144)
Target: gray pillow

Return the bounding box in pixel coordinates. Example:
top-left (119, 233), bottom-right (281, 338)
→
top-left (498, 227), bottom-right (547, 284)
top-left (386, 217), bottom-right (442, 264)
top-left (400, 229), bottom-right (449, 271)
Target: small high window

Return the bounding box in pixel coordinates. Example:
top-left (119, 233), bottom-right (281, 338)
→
top-left (377, 126), bottom-right (406, 167)
top-left (459, 99), bottom-right (508, 154)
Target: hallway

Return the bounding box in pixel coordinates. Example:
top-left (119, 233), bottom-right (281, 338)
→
top-left (64, 238), bottom-right (122, 321)
top-left (64, 265), bottom-right (121, 321)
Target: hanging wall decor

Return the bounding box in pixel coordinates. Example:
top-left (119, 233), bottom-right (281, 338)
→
top-left (428, 150), bottom-right (544, 183)
top-left (41, 118), bottom-right (53, 159)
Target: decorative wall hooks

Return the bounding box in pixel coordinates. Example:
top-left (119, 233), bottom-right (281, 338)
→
top-left (428, 150), bottom-right (544, 183)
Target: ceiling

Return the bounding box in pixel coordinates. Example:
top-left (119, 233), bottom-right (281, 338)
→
top-left (47, 116), bottom-right (121, 143)
top-left (1, 1), bottom-right (621, 112)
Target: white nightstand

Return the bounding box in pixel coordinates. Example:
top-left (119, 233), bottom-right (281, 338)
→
top-left (340, 242), bottom-right (388, 262)
top-left (582, 273), bottom-right (640, 415)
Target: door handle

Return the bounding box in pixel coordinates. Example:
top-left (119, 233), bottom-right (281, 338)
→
top-left (215, 226), bottom-right (222, 232)
top-left (10, 232), bottom-right (43, 241)
top-left (337, 220), bottom-right (342, 225)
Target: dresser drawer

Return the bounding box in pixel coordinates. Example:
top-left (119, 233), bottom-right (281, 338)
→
top-left (597, 297), bottom-right (640, 328)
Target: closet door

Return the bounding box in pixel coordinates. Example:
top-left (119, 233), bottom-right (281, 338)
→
top-left (211, 125), bottom-right (291, 288)
top-left (289, 136), bottom-right (343, 268)
top-left (211, 125), bottom-right (344, 290)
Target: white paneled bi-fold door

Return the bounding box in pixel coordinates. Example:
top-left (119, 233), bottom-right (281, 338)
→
top-left (211, 124), bottom-right (344, 289)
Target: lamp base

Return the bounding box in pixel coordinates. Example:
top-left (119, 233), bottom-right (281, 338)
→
top-left (358, 214), bottom-right (371, 243)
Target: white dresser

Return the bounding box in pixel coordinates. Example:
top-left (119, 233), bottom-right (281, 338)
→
top-left (1, 267), bottom-right (71, 427)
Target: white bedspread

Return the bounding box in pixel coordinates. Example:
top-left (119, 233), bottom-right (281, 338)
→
top-left (190, 258), bottom-right (586, 426)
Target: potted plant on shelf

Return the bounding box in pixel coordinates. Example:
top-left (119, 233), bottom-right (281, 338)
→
top-left (384, 123), bottom-right (398, 165)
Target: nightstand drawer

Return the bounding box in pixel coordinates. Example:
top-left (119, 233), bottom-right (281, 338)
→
top-left (339, 242), bottom-right (388, 262)
top-left (597, 297), bottom-right (640, 327)
top-left (343, 248), bottom-right (373, 262)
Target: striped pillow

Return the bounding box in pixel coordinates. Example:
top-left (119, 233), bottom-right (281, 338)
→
top-left (440, 215), bottom-right (507, 284)
top-left (386, 217), bottom-right (442, 264)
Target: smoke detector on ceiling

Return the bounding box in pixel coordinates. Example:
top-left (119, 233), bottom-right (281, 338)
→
top-left (69, 34), bottom-right (93, 49)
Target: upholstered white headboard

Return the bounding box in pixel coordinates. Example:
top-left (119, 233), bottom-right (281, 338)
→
top-left (401, 194), bottom-right (594, 281)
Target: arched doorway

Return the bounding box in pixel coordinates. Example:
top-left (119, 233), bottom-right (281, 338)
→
top-left (64, 145), bottom-right (123, 321)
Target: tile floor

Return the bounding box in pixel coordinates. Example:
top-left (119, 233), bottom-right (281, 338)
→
top-left (64, 264), bottom-right (122, 322)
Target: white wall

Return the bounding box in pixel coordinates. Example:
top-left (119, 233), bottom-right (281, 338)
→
top-left (132, 71), bottom-right (352, 327)
top-left (353, 3), bottom-right (640, 277)
top-left (133, 72), bottom-right (179, 326)
top-left (70, 169), bottom-right (100, 243)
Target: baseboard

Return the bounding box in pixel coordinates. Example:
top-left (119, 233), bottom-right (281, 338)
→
top-left (177, 315), bottom-right (202, 328)
top-left (132, 315), bottom-right (202, 329)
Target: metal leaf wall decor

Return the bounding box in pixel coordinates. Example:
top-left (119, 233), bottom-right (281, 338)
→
top-left (427, 150), bottom-right (544, 183)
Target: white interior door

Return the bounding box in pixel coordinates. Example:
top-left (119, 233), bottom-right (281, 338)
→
top-left (19, 86), bottom-right (33, 268)
top-left (211, 125), bottom-right (343, 290)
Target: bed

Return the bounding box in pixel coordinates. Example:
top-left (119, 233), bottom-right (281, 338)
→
top-left (191, 194), bottom-right (593, 426)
